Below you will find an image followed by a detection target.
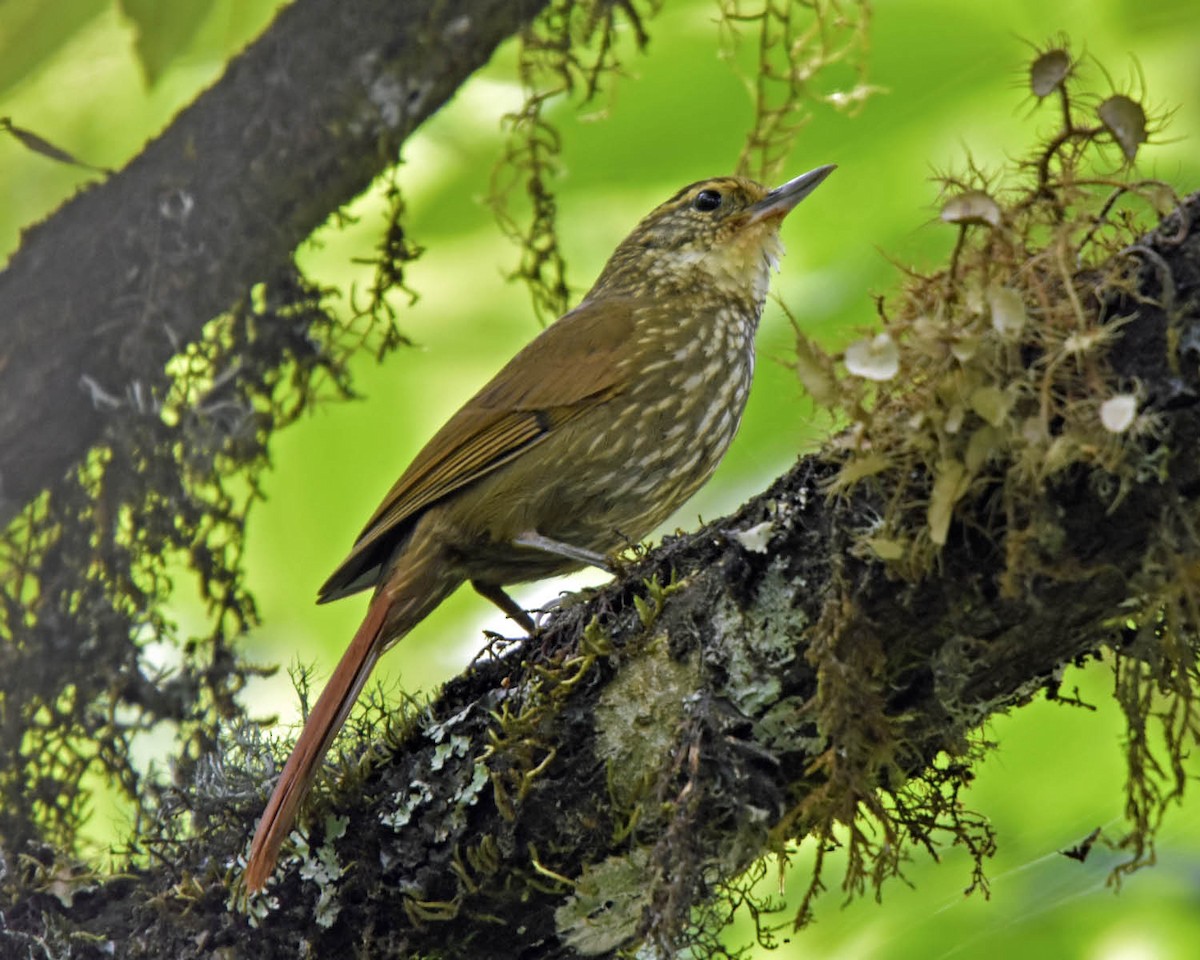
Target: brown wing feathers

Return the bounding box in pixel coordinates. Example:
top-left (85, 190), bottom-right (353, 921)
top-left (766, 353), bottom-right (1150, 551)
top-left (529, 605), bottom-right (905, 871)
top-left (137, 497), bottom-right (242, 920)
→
top-left (318, 299), bottom-right (635, 602)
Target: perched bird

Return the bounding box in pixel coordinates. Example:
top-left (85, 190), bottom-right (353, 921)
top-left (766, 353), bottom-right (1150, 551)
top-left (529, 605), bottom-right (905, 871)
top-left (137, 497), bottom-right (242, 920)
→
top-left (243, 164), bottom-right (835, 891)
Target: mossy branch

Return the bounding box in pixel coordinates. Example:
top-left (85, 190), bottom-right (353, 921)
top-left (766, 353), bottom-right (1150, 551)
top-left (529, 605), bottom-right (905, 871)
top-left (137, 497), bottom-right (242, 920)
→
top-left (2, 192), bottom-right (1197, 959)
top-left (0, 0), bottom-right (554, 867)
top-left (0, 0), bottom-right (551, 527)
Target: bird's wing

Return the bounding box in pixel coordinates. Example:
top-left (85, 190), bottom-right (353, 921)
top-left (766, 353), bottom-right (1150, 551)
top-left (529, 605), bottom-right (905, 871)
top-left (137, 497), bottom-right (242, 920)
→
top-left (318, 297), bottom-right (639, 600)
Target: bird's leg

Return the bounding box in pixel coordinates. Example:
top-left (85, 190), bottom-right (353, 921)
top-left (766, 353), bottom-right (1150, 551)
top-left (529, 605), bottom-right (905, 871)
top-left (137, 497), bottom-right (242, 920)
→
top-left (474, 525), bottom-right (615, 633)
top-left (471, 580), bottom-right (537, 634)
top-left (512, 530), bottom-right (613, 571)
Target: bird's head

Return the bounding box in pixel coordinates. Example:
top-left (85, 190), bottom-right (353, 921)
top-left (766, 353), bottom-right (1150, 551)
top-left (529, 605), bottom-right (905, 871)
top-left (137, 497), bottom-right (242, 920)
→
top-left (591, 164), bottom-right (835, 302)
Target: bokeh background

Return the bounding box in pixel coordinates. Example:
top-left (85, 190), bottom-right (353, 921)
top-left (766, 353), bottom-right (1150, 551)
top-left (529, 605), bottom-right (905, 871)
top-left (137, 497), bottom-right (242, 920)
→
top-left (2, 0), bottom-right (1199, 956)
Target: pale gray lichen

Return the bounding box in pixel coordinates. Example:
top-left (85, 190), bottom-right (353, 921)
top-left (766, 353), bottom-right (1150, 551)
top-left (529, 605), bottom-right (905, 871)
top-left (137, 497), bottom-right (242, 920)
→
top-left (594, 635), bottom-right (700, 807)
top-left (755, 695), bottom-right (823, 754)
top-left (932, 632), bottom-right (1064, 738)
top-left (297, 814), bottom-right (348, 929)
top-left (717, 556), bottom-right (805, 718)
top-left (438, 760), bottom-right (489, 842)
top-left (454, 761), bottom-right (489, 813)
top-left (381, 780), bottom-right (434, 830)
top-left (430, 733), bottom-right (471, 772)
top-left (425, 703), bottom-right (475, 743)
top-left (554, 847), bottom-right (653, 955)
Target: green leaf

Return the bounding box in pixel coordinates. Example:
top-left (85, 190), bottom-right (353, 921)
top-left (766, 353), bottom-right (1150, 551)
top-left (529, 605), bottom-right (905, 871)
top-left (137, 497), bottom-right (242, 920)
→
top-left (118, 0), bottom-right (216, 87)
top-left (0, 0), bottom-right (107, 99)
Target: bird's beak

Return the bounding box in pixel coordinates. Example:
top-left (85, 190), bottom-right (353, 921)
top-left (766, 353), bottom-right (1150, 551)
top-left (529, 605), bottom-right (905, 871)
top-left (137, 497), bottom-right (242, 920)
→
top-left (747, 164), bottom-right (836, 224)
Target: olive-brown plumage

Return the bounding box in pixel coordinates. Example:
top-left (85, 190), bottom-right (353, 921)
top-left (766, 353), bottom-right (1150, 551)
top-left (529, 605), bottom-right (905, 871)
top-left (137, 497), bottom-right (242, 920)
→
top-left (243, 164), bottom-right (835, 891)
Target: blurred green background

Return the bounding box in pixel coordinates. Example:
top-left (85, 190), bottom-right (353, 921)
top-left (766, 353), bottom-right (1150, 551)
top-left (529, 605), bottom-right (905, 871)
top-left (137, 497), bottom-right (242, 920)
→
top-left (2, 0), bottom-right (1199, 956)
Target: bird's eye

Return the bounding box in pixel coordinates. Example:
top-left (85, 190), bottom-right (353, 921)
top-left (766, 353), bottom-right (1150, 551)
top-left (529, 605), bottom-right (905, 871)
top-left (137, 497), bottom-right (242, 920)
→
top-left (692, 189), bottom-right (722, 212)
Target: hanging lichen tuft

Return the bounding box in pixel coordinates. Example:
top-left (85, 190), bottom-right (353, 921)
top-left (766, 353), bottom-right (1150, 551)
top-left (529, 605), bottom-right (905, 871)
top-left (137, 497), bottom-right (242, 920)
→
top-left (0, 253), bottom-right (416, 859)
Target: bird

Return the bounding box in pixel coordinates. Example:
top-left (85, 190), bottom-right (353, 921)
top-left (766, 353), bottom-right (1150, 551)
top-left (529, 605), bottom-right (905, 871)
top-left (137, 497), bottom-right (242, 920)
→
top-left (243, 163), bottom-right (835, 892)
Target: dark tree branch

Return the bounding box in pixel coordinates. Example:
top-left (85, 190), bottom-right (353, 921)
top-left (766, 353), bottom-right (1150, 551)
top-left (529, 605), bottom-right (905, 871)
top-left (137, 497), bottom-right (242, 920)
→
top-left (0, 0), bottom-right (549, 526)
top-left (2, 197), bottom-right (1196, 958)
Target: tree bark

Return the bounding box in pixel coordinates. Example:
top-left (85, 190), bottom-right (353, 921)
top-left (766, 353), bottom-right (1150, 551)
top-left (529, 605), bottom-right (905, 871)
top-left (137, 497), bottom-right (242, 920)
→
top-left (1, 196), bottom-right (1196, 958)
top-left (0, 0), bottom-right (549, 526)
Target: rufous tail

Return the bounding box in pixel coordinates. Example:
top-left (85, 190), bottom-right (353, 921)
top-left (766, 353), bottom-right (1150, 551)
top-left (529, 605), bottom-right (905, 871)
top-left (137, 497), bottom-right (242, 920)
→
top-left (243, 553), bottom-right (459, 892)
